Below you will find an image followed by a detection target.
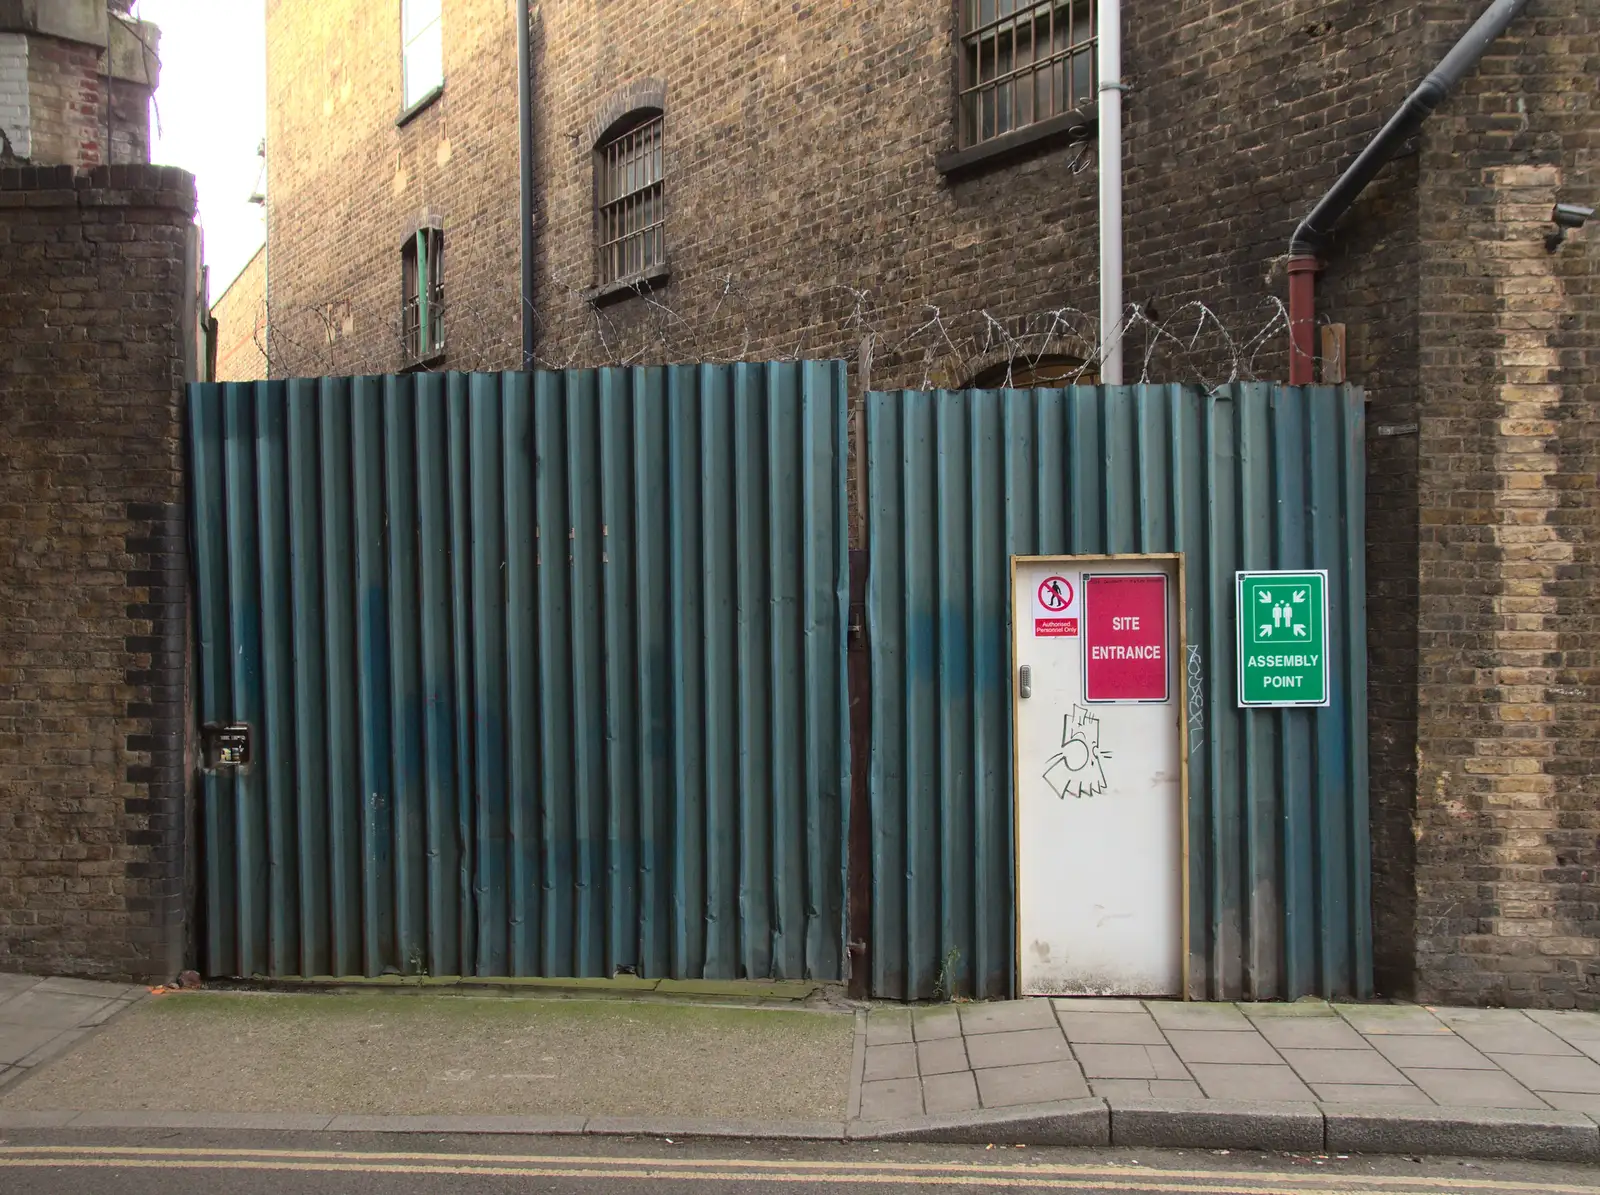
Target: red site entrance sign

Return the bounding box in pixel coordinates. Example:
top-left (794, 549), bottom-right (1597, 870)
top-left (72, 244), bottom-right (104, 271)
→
top-left (1033, 575), bottom-right (1078, 637)
top-left (1082, 573), bottom-right (1169, 703)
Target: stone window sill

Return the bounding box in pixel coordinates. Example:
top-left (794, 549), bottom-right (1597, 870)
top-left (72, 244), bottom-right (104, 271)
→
top-left (396, 84), bottom-right (444, 128)
top-left (402, 348), bottom-right (447, 373)
top-left (585, 262), bottom-right (671, 307)
top-left (936, 105), bottom-right (1097, 179)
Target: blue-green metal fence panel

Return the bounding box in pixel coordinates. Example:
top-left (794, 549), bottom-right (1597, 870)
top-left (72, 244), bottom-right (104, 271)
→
top-left (189, 363), bottom-right (850, 981)
top-left (866, 383), bottom-right (1370, 1002)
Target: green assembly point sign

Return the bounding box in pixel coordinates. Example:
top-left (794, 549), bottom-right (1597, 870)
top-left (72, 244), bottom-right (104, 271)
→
top-left (1236, 570), bottom-right (1330, 708)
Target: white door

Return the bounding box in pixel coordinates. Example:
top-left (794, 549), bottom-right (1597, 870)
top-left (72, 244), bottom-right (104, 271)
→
top-left (1012, 556), bottom-right (1184, 996)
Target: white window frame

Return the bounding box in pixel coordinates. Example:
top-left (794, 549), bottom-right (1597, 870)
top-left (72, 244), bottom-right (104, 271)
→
top-left (402, 0), bottom-right (443, 110)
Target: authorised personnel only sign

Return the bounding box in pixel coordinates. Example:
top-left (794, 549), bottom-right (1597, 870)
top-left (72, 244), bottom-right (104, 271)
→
top-left (1235, 570), bottom-right (1330, 708)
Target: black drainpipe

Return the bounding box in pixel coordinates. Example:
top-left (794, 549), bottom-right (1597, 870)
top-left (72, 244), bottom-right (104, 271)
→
top-left (517, 0), bottom-right (535, 370)
top-left (1286, 0), bottom-right (1531, 384)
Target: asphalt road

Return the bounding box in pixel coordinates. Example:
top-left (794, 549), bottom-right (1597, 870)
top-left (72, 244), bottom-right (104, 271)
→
top-left (0, 1130), bottom-right (1598, 1195)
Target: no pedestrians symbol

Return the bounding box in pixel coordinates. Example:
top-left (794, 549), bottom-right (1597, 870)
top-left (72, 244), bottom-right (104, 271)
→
top-left (1038, 577), bottom-right (1072, 612)
top-left (1033, 575), bottom-right (1078, 638)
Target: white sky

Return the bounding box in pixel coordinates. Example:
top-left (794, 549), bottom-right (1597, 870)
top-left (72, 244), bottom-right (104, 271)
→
top-left (134, 0), bottom-right (267, 296)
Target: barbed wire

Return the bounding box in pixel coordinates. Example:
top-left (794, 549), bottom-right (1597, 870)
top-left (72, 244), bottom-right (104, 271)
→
top-left (243, 263), bottom-right (1312, 394)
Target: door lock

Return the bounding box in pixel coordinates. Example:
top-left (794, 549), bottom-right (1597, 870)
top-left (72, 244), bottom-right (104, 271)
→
top-left (1019, 665), bottom-right (1032, 699)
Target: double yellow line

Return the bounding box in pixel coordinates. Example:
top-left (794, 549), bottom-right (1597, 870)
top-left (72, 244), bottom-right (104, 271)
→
top-left (0, 1147), bottom-right (1595, 1194)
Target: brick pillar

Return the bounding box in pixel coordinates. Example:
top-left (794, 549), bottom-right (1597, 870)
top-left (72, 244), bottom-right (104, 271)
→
top-left (0, 163), bottom-right (197, 981)
top-left (1414, 0), bottom-right (1600, 1008)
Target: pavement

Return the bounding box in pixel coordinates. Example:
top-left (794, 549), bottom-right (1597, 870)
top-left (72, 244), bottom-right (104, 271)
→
top-left (2, 1129), bottom-right (1599, 1194)
top-left (0, 973), bottom-right (149, 1092)
top-left (8, 973), bottom-right (1600, 1164)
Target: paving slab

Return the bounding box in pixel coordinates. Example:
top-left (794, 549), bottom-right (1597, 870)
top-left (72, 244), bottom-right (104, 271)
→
top-left (1433, 1007), bottom-right (1537, 1027)
top-left (1489, 1051), bottom-right (1600, 1094)
top-left (1527, 1009), bottom-right (1600, 1042)
top-left (1312, 1083), bottom-right (1431, 1105)
top-left (1090, 1078), bottom-right (1202, 1100)
top-left (0, 990), bottom-right (116, 1031)
top-left (916, 1036), bottom-right (969, 1076)
top-left (1538, 1091), bottom-right (1600, 1115)
top-left (1334, 1004), bottom-right (1450, 1035)
top-left (1241, 1000), bottom-right (1336, 1018)
top-left (847, 1097), bottom-right (1108, 1146)
top-left (1074, 1043), bottom-right (1189, 1081)
top-left (1403, 1067), bottom-right (1551, 1109)
top-left (921, 1070), bottom-right (980, 1115)
top-left (1108, 1097), bottom-right (1324, 1152)
top-left (32, 978), bottom-right (145, 1002)
top-left (964, 1027), bottom-right (1071, 1070)
top-left (1443, 1020), bottom-right (1582, 1057)
top-left (858, 1078), bottom-right (922, 1121)
top-left (0, 976), bottom-right (39, 1003)
top-left (1187, 1063), bottom-right (1315, 1102)
top-left (1324, 1103), bottom-right (1599, 1162)
top-left (1146, 1003), bottom-right (1254, 1031)
top-left (15, 1028), bottom-right (86, 1069)
top-left (1252, 1017), bottom-right (1368, 1050)
top-left (959, 1001), bottom-right (1058, 1036)
top-left (975, 1060), bottom-right (1089, 1108)
top-left (865, 1011), bottom-right (912, 1046)
top-left (1280, 1047), bottom-right (1408, 1086)
top-left (1164, 1029), bottom-right (1282, 1066)
top-left (862, 1042), bottom-right (917, 1082)
top-left (1056, 1011), bottom-right (1166, 1045)
top-left (1368, 1033), bottom-right (1498, 1070)
top-left (1051, 998), bottom-right (1146, 1014)
top-left (0, 1024), bottom-right (61, 1066)
top-left (912, 1007), bottom-right (962, 1042)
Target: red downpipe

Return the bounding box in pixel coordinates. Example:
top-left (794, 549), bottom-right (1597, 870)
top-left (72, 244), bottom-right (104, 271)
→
top-left (1287, 255), bottom-right (1318, 386)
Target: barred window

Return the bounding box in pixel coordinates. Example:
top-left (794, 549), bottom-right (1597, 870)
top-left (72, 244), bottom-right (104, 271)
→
top-left (959, 0), bottom-right (1096, 150)
top-left (402, 227), bottom-right (444, 361)
top-left (595, 112), bottom-right (664, 287)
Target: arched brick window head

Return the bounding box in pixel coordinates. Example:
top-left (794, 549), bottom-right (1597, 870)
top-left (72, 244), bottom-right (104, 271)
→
top-left (595, 110), bottom-right (664, 286)
top-left (590, 81), bottom-right (668, 290)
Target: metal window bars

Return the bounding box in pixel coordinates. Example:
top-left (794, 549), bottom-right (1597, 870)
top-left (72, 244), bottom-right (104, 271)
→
top-left (402, 228), bottom-right (445, 360)
top-left (958, 0), bottom-right (1096, 149)
top-left (596, 114), bottom-right (665, 286)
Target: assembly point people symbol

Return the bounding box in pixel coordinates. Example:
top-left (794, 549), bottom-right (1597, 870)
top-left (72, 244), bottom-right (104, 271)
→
top-left (1257, 587), bottom-right (1309, 639)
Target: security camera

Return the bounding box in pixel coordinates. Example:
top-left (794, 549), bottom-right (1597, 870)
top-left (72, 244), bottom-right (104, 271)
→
top-left (1554, 203), bottom-right (1594, 229)
top-left (1547, 203), bottom-right (1595, 251)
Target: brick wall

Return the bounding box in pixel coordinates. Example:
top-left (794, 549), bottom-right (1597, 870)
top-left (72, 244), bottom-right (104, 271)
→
top-left (263, 0), bottom-right (521, 377)
top-left (1412, 0), bottom-right (1600, 1008)
top-left (0, 163), bottom-right (196, 982)
top-left (212, 244), bottom-right (268, 382)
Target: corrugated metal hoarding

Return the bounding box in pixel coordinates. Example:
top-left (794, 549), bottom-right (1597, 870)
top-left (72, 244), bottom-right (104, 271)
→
top-left (188, 364), bottom-right (849, 981)
top-left (866, 384), bottom-right (1370, 1003)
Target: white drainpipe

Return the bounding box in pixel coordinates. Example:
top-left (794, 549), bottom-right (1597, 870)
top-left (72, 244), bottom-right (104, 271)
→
top-left (1097, 0), bottom-right (1123, 385)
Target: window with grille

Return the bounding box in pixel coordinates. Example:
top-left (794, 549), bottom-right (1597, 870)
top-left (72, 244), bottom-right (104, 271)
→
top-left (959, 0), bottom-right (1096, 150)
top-left (402, 228), bottom-right (444, 361)
top-left (595, 112), bottom-right (664, 287)
top-left (402, 0), bottom-right (443, 110)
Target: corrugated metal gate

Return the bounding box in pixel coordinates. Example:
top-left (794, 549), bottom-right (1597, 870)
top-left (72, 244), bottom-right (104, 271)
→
top-left (187, 364), bottom-right (849, 980)
top-left (864, 384), bottom-right (1371, 1003)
